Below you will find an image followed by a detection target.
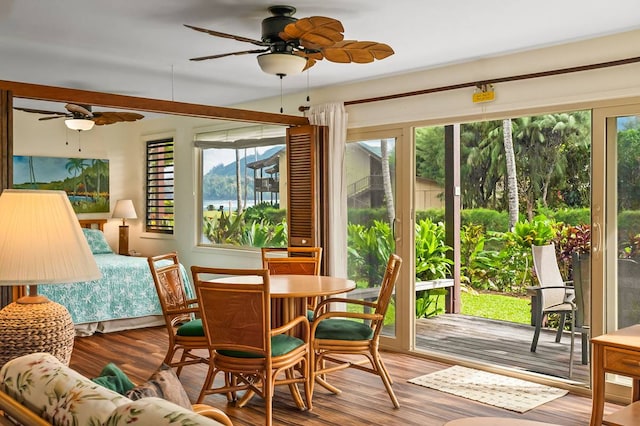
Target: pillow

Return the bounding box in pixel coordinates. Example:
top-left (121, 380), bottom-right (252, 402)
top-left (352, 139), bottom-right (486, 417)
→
top-left (91, 362), bottom-right (136, 395)
top-left (125, 363), bottom-right (192, 409)
top-left (82, 227), bottom-right (114, 254)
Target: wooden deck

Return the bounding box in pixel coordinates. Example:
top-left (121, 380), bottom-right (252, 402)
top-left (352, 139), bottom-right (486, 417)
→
top-left (415, 314), bottom-right (590, 385)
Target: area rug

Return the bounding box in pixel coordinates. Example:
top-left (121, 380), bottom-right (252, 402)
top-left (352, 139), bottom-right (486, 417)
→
top-left (408, 365), bottom-right (568, 413)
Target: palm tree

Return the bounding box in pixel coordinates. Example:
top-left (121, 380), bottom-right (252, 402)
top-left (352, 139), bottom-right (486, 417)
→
top-left (381, 138), bottom-right (395, 223)
top-left (502, 119), bottom-right (519, 230)
top-left (235, 149), bottom-right (243, 213)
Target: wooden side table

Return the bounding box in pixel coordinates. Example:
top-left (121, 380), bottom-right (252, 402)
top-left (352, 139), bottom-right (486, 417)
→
top-left (591, 324), bottom-right (640, 426)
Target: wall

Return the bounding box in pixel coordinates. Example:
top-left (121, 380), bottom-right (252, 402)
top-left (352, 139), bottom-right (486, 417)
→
top-left (13, 29), bottom-right (640, 273)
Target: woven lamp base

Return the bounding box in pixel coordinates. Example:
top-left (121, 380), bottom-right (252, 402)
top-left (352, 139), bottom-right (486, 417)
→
top-left (0, 300), bottom-right (75, 367)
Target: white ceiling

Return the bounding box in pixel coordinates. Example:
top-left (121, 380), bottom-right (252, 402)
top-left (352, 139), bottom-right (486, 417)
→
top-left (2, 0), bottom-right (640, 110)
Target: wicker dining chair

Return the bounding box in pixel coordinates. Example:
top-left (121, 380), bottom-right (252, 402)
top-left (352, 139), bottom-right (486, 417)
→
top-left (147, 252), bottom-right (208, 376)
top-left (261, 247), bottom-right (322, 318)
top-left (310, 253), bottom-right (403, 408)
top-left (191, 266), bottom-right (312, 426)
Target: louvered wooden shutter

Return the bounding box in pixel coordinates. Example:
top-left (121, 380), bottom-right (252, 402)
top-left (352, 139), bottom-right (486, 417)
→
top-left (0, 90), bottom-right (13, 308)
top-left (286, 125), bottom-right (328, 251)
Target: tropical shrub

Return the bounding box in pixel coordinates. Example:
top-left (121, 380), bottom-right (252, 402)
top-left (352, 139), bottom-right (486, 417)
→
top-left (415, 218), bottom-right (453, 281)
top-left (239, 219), bottom-right (287, 248)
top-left (347, 221), bottom-right (394, 287)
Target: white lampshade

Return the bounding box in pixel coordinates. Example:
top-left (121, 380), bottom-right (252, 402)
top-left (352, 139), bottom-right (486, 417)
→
top-left (112, 199), bottom-right (137, 222)
top-left (0, 189), bottom-right (102, 367)
top-left (257, 53), bottom-right (307, 76)
top-left (65, 118), bottom-right (95, 131)
top-left (0, 189), bottom-right (101, 285)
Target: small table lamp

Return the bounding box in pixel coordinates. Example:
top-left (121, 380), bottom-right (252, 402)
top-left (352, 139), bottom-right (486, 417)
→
top-left (112, 199), bottom-right (137, 255)
top-left (0, 189), bottom-right (101, 366)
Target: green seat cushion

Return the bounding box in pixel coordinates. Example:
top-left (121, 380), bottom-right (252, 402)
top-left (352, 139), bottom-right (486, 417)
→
top-left (91, 362), bottom-right (136, 394)
top-left (218, 334), bottom-right (304, 358)
top-left (314, 319), bottom-right (374, 341)
top-left (307, 309), bottom-right (315, 321)
top-left (176, 319), bottom-right (204, 337)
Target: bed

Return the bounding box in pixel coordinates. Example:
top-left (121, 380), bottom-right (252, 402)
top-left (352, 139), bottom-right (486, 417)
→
top-left (38, 219), bottom-right (194, 337)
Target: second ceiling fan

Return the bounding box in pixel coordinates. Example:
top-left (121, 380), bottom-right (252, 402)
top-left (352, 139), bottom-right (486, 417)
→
top-left (17, 103), bottom-right (144, 130)
top-left (185, 5), bottom-right (394, 77)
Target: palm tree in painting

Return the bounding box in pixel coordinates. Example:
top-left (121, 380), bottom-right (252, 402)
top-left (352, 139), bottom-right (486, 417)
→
top-left (65, 158), bottom-right (89, 197)
top-left (27, 156), bottom-right (36, 188)
top-left (91, 159), bottom-right (108, 197)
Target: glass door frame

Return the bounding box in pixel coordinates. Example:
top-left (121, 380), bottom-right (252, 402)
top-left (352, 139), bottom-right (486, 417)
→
top-left (592, 102), bottom-right (640, 399)
top-left (346, 126), bottom-right (413, 351)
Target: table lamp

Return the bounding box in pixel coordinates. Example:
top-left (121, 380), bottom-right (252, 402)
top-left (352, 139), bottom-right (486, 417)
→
top-left (112, 199), bottom-right (137, 255)
top-left (0, 189), bottom-right (101, 366)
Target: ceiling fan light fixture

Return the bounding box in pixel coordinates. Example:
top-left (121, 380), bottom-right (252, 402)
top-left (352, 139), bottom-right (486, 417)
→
top-left (65, 118), bottom-right (95, 131)
top-left (257, 53), bottom-right (306, 77)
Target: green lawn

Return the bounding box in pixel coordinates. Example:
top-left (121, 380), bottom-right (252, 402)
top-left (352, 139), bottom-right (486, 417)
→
top-left (460, 291), bottom-right (531, 325)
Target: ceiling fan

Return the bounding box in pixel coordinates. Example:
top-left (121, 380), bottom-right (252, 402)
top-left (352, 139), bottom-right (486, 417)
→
top-left (15, 103), bottom-right (144, 129)
top-left (185, 5), bottom-right (394, 77)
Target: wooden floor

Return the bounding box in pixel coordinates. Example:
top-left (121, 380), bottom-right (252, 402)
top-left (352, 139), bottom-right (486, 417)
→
top-left (70, 326), bottom-right (620, 426)
top-left (415, 314), bottom-right (590, 385)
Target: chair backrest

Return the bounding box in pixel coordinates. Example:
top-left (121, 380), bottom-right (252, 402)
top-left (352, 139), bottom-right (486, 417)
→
top-left (371, 254), bottom-right (403, 337)
top-left (148, 252), bottom-right (193, 327)
top-left (531, 243), bottom-right (568, 309)
top-left (572, 251), bottom-right (591, 328)
top-left (191, 266), bottom-right (270, 357)
top-left (261, 247), bottom-right (322, 275)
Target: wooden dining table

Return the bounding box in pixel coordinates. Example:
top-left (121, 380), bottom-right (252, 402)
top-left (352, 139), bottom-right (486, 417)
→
top-left (209, 273), bottom-right (356, 327)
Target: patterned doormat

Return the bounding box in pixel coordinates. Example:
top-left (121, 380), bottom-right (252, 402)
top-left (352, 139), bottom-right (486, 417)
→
top-left (408, 365), bottom-right (568, 413)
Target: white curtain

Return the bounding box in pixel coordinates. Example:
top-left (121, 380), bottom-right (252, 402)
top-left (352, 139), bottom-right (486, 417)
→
top-left (307, 102), bottom-right (348, 278)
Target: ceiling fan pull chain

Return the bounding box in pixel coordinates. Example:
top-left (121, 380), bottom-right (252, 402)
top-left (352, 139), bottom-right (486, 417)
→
top-left (306, 69), bottom-right (310, 104)
top-left (279, 75), bottom-right (284, 113)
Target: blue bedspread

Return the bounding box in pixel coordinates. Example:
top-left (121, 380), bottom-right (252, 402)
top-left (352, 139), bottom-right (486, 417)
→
top-left (39, 253), bottom-right (194, 325)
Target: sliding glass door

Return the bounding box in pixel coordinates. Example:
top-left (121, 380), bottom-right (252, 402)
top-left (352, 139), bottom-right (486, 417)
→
top-left (592, 104), bottom-right (640, 397)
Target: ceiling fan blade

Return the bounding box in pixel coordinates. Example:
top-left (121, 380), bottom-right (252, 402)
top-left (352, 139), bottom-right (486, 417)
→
top-left (189, 48), bottom-right (269, 62)
top-left (38, 115), bottom-right (67, 121)
top-left (91, 111), bottom-right (144, 126)
top-left (280, 16), bottom-right (344, 48)
top-left (14, 107), bottom-right (64, 116)
top-left (321, 40), bottom-right (395, 64)
top-left (184, 24), bottom-right (267, 47)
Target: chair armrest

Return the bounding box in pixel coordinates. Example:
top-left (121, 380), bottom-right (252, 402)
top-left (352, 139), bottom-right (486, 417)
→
top-left (0, 390), bottom-right (50, 426)
top-left (271, 315), bottom-right (310, 342)
top-left (191, 403), bottom-right (233, 426)
top-left (314, 297), bottom-right (377, 317)
top-left (528, 285), bottom-right (575, 292)
top-left (313, 310), bottom-right (382, 324)
top-left (166, 306), bottom-right (200, 316)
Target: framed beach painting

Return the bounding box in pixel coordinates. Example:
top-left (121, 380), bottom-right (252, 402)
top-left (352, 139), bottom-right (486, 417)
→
top-left (13, 155), bottom-right (110, 213)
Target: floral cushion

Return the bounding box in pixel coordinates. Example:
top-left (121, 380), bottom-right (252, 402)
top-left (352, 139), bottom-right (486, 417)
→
top-left (104, 397), bottom-right (224, 425)
top-left (0, 352), bottom-right (129, 426)
top-left (82, 228), bottom-right (114, 254)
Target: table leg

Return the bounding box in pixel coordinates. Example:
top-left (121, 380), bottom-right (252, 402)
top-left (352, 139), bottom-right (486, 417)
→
top-left (590, 344), bottom-right (605, 426)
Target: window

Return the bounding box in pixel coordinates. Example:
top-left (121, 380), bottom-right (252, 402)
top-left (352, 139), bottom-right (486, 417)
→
top-left (195, 125), bottom-right (288, 248)
top-left (146, 137), bottom-right (174, 234)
